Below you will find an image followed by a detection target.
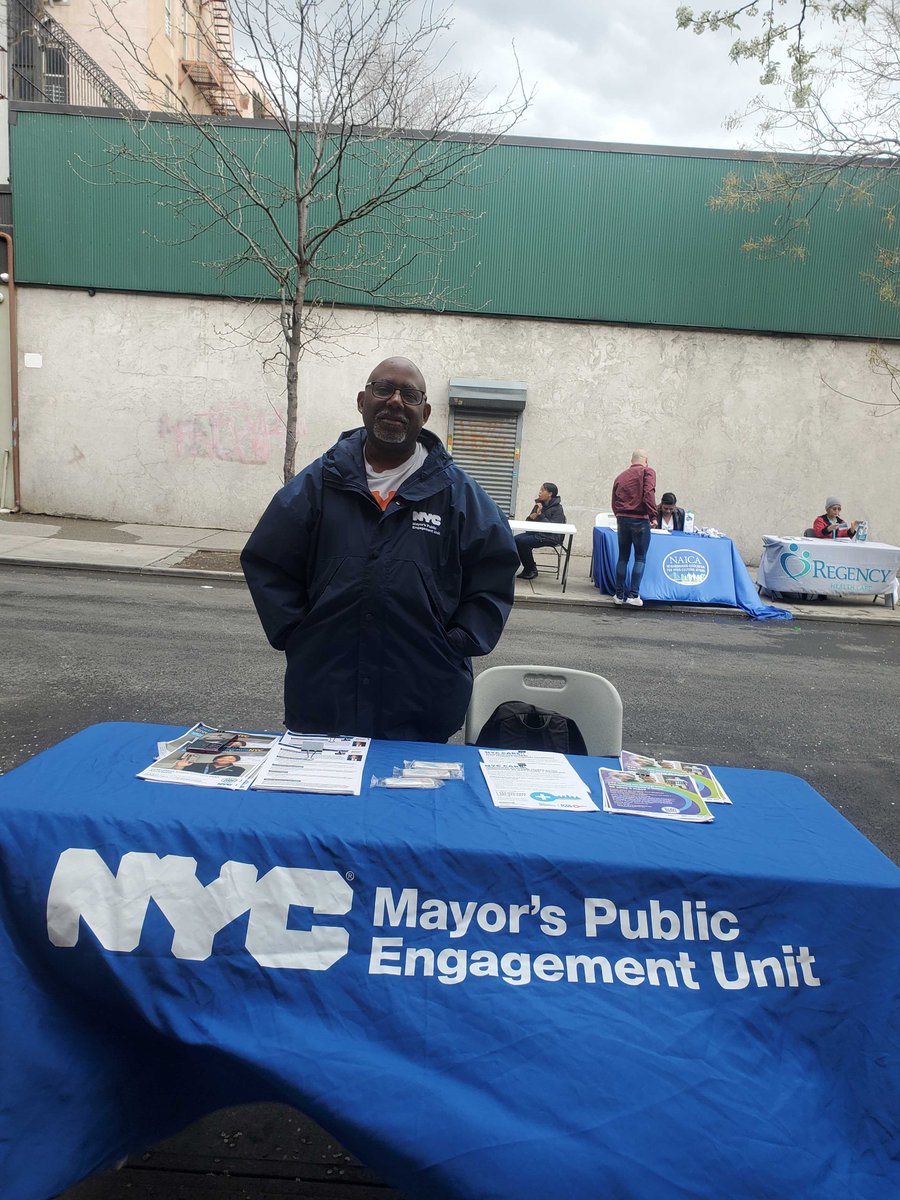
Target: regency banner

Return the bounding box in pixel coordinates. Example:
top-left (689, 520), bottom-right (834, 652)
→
top-left (757, 535), bottom-right (900, 598)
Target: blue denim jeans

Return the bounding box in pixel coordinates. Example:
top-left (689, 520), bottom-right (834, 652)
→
top-left (615, 518), bottom-right (651, 599)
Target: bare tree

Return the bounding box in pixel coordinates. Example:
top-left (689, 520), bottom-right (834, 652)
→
top-left (89, 0), bottom-right (530, 480)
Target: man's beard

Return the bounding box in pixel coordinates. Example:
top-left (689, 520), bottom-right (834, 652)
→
top-left (373, 413), bottom-right (409, 443)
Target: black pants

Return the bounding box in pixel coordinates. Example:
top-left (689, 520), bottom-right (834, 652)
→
top-left (515, 532), bottom-right (559, 572)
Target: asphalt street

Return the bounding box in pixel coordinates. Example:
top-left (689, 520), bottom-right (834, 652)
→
top-left (2, 565), bottom-right (897, 859)
top-left (2, 564), bottom-right (897, 1200)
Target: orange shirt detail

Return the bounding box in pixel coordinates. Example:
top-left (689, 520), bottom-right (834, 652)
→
top-left (370, 489), bottom-right (397, 511)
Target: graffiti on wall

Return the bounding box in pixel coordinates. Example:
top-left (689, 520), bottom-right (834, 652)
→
top-left (159, 406), bottom-right (283, 465)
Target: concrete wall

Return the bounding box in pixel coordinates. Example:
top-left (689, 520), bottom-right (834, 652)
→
top-left (15, 287), bottom-right (900, 561)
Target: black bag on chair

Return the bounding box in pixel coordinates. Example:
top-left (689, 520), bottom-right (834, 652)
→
top-left (475, 701), bottom-right (588, 755)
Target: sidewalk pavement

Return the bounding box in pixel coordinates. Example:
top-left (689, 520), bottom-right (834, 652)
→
top-left (1, 511), bottom-right (897, 625)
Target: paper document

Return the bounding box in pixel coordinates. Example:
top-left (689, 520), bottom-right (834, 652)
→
top-left (139, 724), bottom-right (280, 790)
top-left (252, 733), bottom-right (371, 795)
top-left (620, 750), bottom-right (731, 803)
top-left (600, 767), bottom-right (714, 822)
top-left (479, 748), bottom-right (597, 811)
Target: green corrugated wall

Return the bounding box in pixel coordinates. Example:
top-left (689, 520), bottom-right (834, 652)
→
top-left (10, 108), bottom-right (898, 339)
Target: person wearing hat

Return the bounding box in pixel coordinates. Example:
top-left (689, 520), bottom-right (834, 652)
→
top-left (812, 497), bottom-right (859, 539)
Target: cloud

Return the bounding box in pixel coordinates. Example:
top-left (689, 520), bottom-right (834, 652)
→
top-left (450, 0), bottom-right (772, 150)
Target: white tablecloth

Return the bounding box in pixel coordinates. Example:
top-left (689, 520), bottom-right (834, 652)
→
top-left (508, 520), bottom-right (578, 536)
top-left (757, 535), bottom-right (900, 597)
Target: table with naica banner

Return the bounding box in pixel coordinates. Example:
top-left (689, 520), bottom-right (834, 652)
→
top-left (757, 535), bottom-right (900, 607)
top-left (592, 526), bottom-right (790, 619)
top-left (1, 723), bottom-right (898, 1200)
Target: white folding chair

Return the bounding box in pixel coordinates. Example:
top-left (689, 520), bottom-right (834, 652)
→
top-left (464, 665), bottom-right (623, 756)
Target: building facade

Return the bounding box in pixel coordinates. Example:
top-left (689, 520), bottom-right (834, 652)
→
top-left (8, 0), bottom-right (269, 116)
top-left (5, 110), bottom-right (900, 559)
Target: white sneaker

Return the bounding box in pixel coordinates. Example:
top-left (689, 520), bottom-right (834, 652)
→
top-left (625, 596), bottom-right (643, 607)
top-left (613, 596), bottom-right (625, 606)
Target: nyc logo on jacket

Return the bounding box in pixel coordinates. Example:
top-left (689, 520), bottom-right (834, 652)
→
top-left (411, 510), bottom-right (442, 535)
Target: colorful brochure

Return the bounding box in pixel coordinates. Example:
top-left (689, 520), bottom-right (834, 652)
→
top-left (479, 748), bottom-right (597, 811)
top-left (252, 733), bottom-right (370, 795)
top-left (599, 767), bottom-right (714, 822)
top-left (139, 724), bottom-right (280, 790)
top-left (620, 749), bottom-right (731, 804)
top-left (657, 760), bottom-right (731, 804)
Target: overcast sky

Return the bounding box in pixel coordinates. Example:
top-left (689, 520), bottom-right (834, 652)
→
top-left (451, 0), bottom-right (777, 151)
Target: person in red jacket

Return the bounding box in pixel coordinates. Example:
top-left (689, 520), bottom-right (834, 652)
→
top-left (812, 497), bottom-right (858, 539)
top-left (611, 449), bottom-right (658, 607)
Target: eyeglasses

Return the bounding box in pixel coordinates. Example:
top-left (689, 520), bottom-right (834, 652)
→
top-left (366, 379), bottom-right (427, 407)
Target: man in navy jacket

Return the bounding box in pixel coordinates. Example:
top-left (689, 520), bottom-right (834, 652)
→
top-left (241, 357), bottom-right (520, 743)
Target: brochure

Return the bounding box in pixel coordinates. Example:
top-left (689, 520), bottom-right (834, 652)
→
top-left (139, 725), bottom-right (280, 790)
top-left (252, 733), bottom-right (370, 795)
top-left (619, 749), bottom-right (731, 804)
top-left (479, 748), bottom-right (597, 811)
top-left (155, 722), bottom-right (271, 757)
top-left (657, 760), bottom-right (731, 804)
top-left (599, 767), bottom-right (714, 822)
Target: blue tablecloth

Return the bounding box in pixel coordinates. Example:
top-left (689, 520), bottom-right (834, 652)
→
top-left (593, 526), bottom-right (790, 619)
top-left (1, 723), bottom-right (897, 1200)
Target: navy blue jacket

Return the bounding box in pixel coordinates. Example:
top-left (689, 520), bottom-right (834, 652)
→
top-left (241, 428), bottom-right (519, 742)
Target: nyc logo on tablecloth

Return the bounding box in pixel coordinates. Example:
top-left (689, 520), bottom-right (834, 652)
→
top-left (662, 550), bottom-right (710, 587)
top-left (46, 850), bottom-right (825, 994)
top-left (47, 849), bottom-right (352, 970)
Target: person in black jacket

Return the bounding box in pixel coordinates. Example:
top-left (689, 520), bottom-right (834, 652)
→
top-left (241, 356), bottom-right (520, 743)
top-left (514, 483), bottom-right (567, 580)
top-left (657, 492), bottom-right (685, 532)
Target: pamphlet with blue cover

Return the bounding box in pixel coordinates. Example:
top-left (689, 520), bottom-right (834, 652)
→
top-left (599, 767), bottom-right (715, 822)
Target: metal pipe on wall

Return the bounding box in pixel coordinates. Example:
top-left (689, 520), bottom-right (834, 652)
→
top-left (0, 232), bottom-right (20, 512)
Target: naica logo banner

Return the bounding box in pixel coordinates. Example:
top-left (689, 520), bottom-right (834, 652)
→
top-left (662, 550), bottom-right (710, 587)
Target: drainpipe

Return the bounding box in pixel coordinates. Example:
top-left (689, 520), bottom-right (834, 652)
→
top-left (0, 231), bottom-right (19, 513)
